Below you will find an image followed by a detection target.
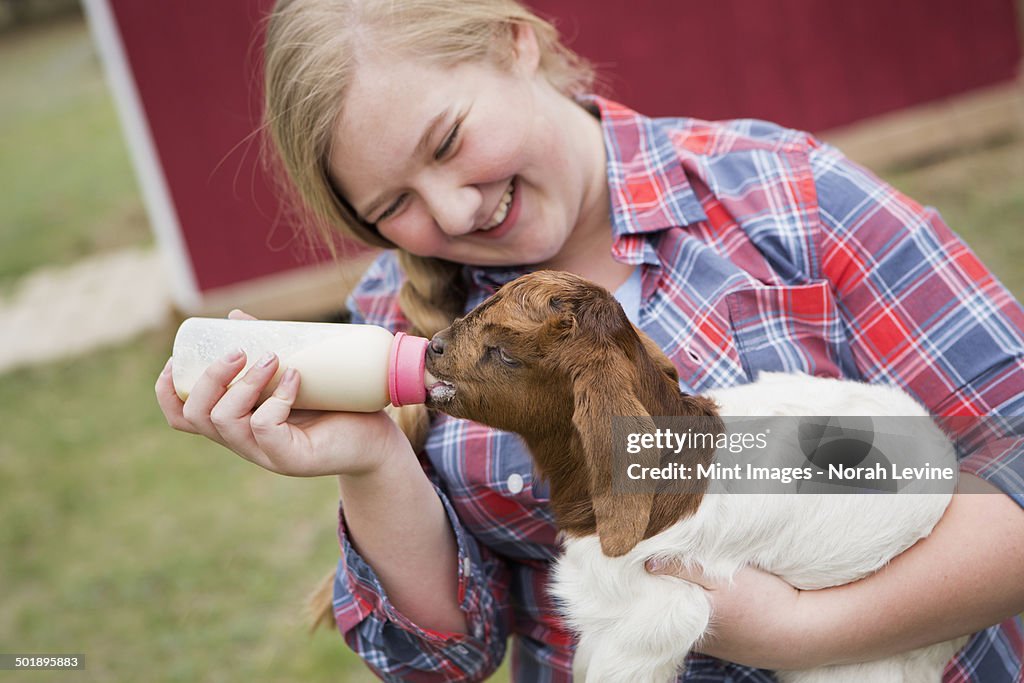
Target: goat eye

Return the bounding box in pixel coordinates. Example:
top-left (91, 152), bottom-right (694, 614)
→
top-left (489, 346), bottom-right (520, 367)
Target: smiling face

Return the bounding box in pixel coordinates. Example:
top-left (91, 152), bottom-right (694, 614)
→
top-left (326, 26), bottom-right (611, 270)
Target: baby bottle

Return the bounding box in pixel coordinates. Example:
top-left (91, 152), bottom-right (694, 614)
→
top-left (171, 318), bottom-right (429, 412)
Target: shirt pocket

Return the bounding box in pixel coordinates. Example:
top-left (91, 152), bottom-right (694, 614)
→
top-left (725, 280), bottom-right (857, 381)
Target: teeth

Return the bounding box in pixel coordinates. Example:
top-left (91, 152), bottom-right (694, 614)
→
top-left (483, 180), bottom-right (515, 230)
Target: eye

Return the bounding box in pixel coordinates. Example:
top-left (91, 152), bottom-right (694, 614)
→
top-left (489, 346), bottom-right (520, 368)
top-left (376, 193), bottom-right (407, 222)
top-left (434, 120), bottom-right (461, 161)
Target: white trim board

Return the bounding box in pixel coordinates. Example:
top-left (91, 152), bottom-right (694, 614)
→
top-left (80, 0), bottom-right (201, 313)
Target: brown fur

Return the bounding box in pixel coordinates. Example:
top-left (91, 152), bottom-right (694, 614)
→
top-left (308, 270), bottom-right (725, 630)
top-left (426, 270), bottom-right (723, 557)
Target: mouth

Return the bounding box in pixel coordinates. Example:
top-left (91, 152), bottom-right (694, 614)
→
top-left (424, 368), bottom-right (456, 403)
top-left (474, 176), bottom-right (519, 239)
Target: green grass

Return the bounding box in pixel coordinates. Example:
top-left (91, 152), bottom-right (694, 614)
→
top-left (0, 324), bottom-right (510, 681)
top-left (0, 15), bottom-right (150, 293)
top-left (0, 327), bottom-right (380, 682)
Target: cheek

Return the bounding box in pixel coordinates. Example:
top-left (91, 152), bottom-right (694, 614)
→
top-left (376, 207), bottom-right (445, 256)
top-left (458, 124), bottom-right (529, 184)
top-left (460, 89), bottom-right (536, 182)
top-left (531, 113), bottom-right (570, 171)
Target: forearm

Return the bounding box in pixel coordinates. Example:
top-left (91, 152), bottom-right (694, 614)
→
top-left (800, 474), bottom-right (1024, 667)
top-left (338, 432), bottom-right (467, 635)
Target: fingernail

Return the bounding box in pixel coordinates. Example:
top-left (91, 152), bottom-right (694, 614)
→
top-left (257, 352), bottom-right (276, 368)
top-left (274, 368), bottom-right (297, 397)
top-left (222, 349), bottom-right (244, 363)
top-left (162, 357), bottom-right (173, 375)
top-left (646, 557), bottom-right (665, 573)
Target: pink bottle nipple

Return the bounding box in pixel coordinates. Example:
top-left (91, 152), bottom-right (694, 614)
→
top-left (388, 332), bottom-right (429, 407)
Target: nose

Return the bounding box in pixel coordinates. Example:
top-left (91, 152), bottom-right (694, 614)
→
top-left (420, 178), bottom-right (480, 236)
top-left (428, 333), bottom-right (447, 358)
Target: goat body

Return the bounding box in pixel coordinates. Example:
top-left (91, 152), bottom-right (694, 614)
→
top-left (552, 372), bottom-right (965, 682)
top-left (424, 271), bottom-right (966, 682)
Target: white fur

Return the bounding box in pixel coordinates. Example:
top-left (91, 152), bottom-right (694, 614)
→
top-left (551, 372), bottom-right (967, 682)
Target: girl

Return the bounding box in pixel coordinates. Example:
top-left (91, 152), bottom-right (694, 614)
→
top-left (155, 0), bottom-right (1024, 680)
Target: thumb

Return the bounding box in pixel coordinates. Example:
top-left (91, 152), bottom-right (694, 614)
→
top-left (228, 308), bottom-right (258, 321)
top-left (645, 557), bottom-right (713, 588)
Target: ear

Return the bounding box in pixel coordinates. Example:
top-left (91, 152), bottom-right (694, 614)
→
top-left (538, 302), bottom-right (576, 346)
top-left (570, 349), bottom-right (661, 557)
top-left (509, 22), bottom-right (541, 76)
top-left (633, 324), bottom-right (679, 385)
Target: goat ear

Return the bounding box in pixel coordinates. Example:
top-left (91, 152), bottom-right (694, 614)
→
top-left (571, 352), bottom-right (660, 557)
top-left (539, 308), bottom-right (576, 346)
top-left (633, 324), bottom-right (679, 385)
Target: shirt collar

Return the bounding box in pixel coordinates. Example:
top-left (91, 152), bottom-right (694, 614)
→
top-left (468, 96), bottom-right (707, 291)
top-left (586, 95), bottom-right (707, 240)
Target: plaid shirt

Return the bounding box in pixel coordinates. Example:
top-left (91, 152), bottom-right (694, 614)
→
top-left (334, 96), bottom-right (1024, 682)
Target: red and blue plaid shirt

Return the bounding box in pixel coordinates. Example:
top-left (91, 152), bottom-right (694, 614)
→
top-left (335, 96), bottom-right (1024, 682)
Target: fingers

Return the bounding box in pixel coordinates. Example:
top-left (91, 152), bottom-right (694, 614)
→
top-left (159, 308), bottom-right (259, 441)
top-left (228, 308), bottom-right (258, 321)
top-left (180, 349), bottom-right (248, 441)
top-left (645, 556), bottom-right (684, 575)
top-left (250, 368), bottom-right (311, 475)
top-left (155, 357), bottom-right (193, 432)
top-left (156, 345), bottom-right (295, 472)
top-left (208, 352), bottom-right (283, 459)
top-left (645, 557), bottom-right (714, 589)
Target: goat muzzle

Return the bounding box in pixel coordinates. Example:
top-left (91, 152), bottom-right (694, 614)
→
top-left (424, 332), bottom-right (457, 404)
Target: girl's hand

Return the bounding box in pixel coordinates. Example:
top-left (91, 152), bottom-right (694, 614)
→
top-left (155, 309), bottom-right (410, 477)
top-left (645, 559), bottom-right (818, 671)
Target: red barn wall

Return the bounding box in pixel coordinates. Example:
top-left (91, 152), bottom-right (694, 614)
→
top-left (93, 0), bottom-right (1022, 310)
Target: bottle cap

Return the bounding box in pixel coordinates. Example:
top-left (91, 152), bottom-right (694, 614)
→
top-left (388, 332), bottom-right (429, 407)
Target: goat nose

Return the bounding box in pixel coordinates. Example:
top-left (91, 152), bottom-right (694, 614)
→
top-left (428, 335), bottom-right (447, 357)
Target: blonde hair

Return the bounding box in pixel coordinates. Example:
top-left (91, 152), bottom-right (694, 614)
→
top-left (263, 0), bottom-right (595, 448)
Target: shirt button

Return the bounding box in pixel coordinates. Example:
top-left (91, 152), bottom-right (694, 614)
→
top-left (462, 557), bottom-right (472, 576)
top-left (507, 473), bottom-right (525, 494)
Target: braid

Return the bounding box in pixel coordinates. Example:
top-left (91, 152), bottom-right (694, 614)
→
top-left (385, 252), bottom-right (468, 451)
top-left (396, 252), bottom-right (468, 337)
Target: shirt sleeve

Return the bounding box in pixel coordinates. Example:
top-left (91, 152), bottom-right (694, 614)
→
top-left (327, 253), bottom-right (512, 681)
top-left (808, 139), bottom-right (1024, 509)
top-left (331, 477), bottom-right (512, 682)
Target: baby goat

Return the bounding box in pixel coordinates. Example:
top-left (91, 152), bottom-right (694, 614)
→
top-left (424, 270), bottom-right (965, 683)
